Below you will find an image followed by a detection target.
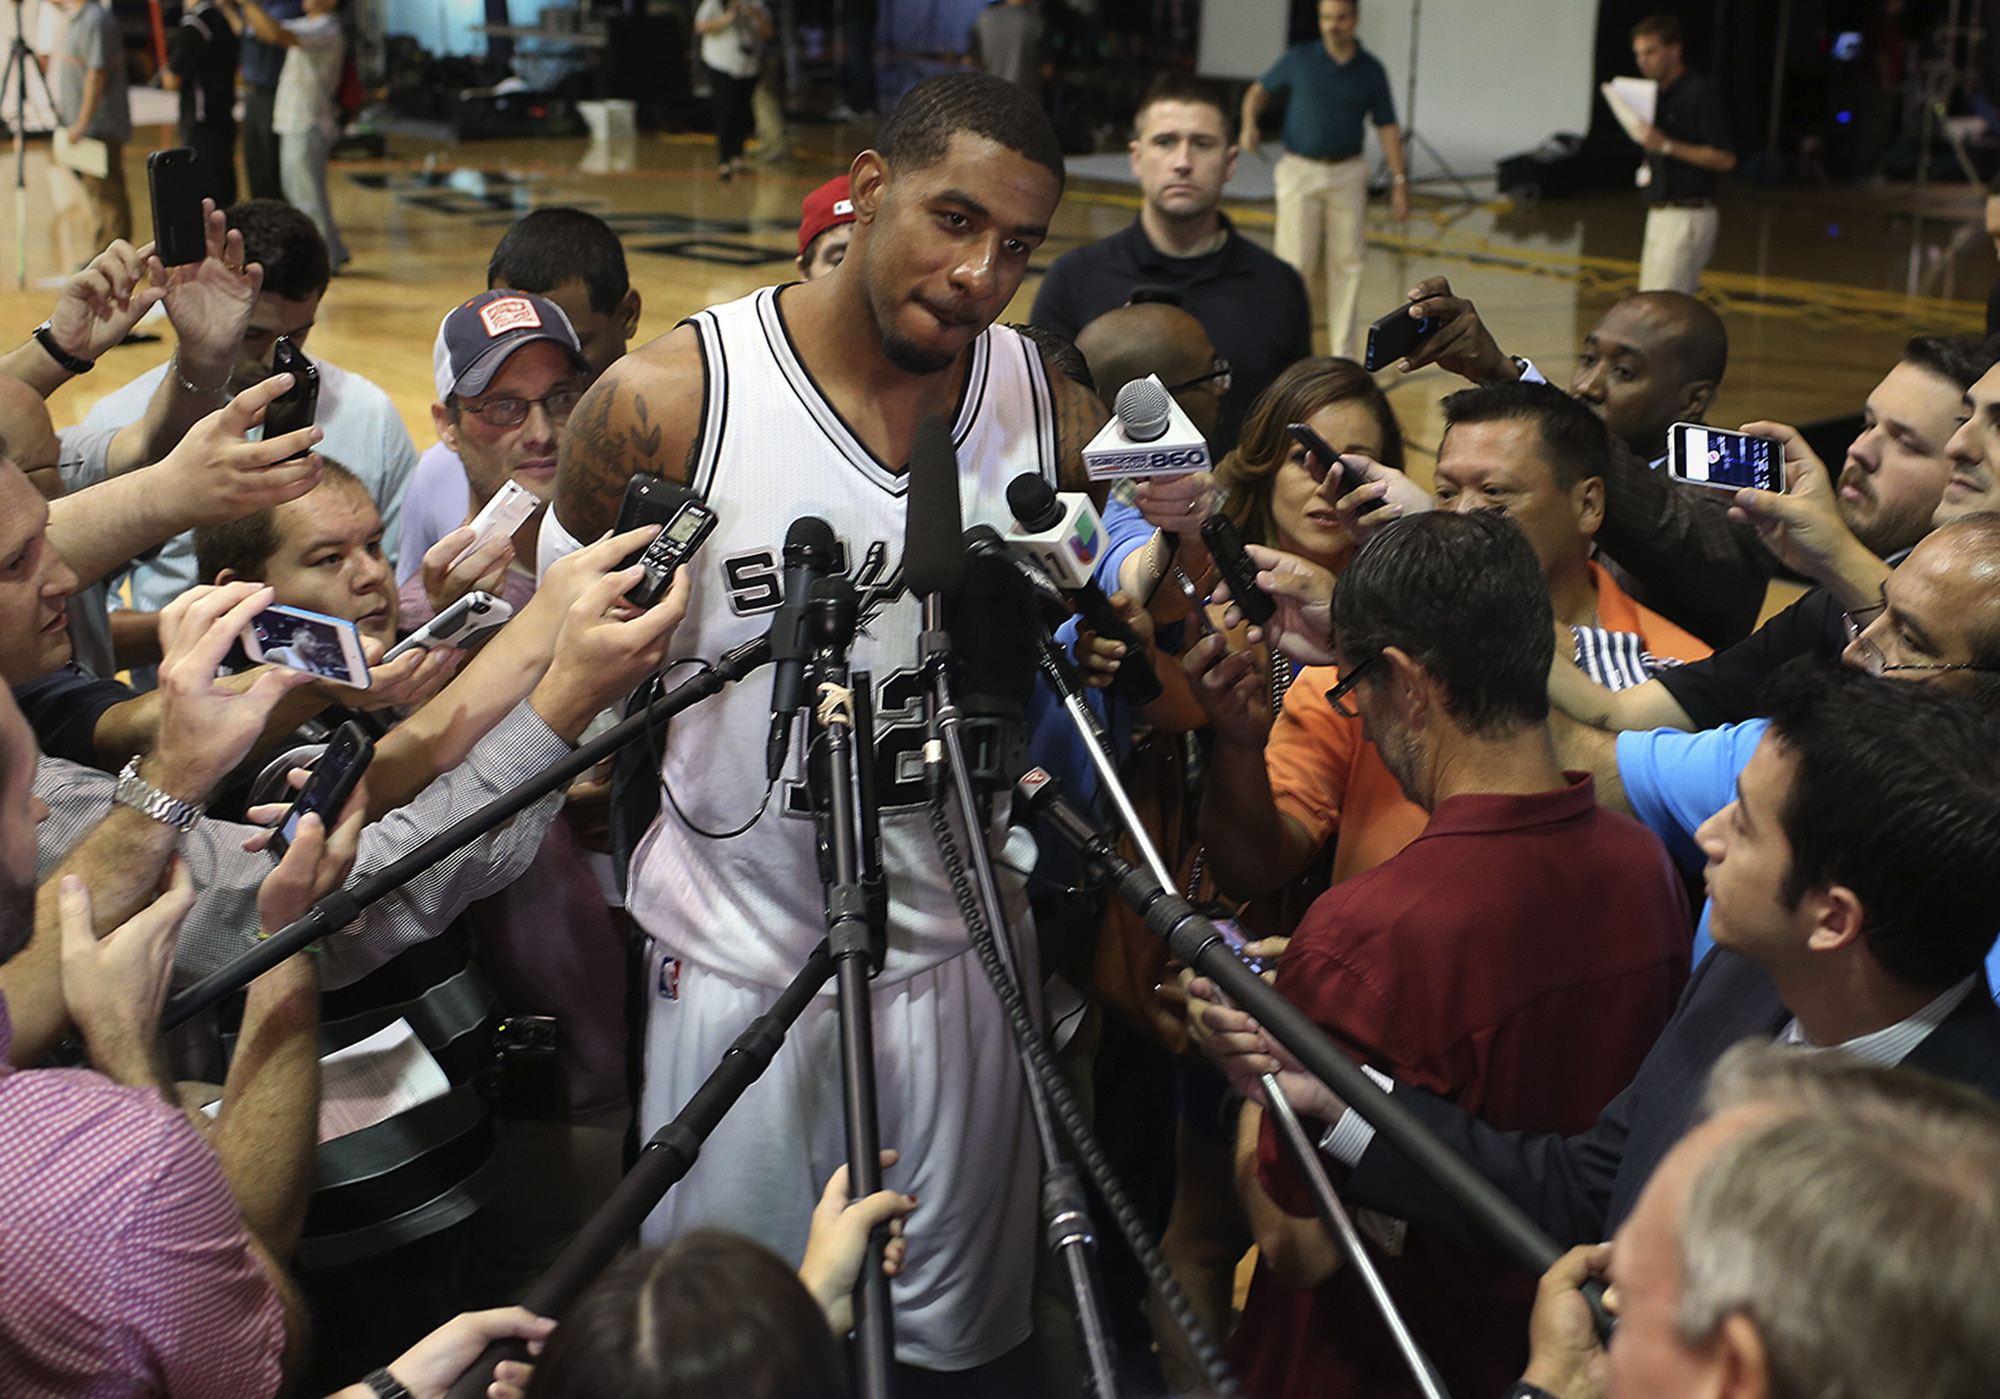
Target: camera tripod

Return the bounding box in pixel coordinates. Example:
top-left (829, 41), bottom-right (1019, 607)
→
top-left (1, 0), bottom-right (61, 288)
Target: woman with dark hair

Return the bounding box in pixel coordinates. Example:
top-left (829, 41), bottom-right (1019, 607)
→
top-left (525, 1233), bottom-right (845, 1399)
top-left (525, 1158), bottom-right (911, 1399)
top-left (1212, 355), bottom-right (1405, 569)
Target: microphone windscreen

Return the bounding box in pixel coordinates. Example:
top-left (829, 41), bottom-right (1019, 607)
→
top-left (964, 523), bottom-right (1071, 627)
top-left (950, 532), bottom-right (1040, 717)
top-left (904, 416), bottom-right (965, 598)
top-left (1114, 378), bottom-right (1171, 443)
top-left (784, 514), bottom-right (838, 567)
top-left (1005, 471), bottom-right (1063, 533)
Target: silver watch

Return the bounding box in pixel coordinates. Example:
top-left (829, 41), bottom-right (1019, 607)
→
top-left (113, 757), bottom-right (204, 831)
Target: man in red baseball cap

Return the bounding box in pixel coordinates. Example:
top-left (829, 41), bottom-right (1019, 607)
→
top-left (795, 175), bottom-right (855, 281)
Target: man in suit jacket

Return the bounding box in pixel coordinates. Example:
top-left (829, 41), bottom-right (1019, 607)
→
top-left (1192, 662), bottom-right (2000, 1253)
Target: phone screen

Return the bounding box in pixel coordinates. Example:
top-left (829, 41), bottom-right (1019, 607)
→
top-left (1213, 918), bottom-right (1268, 975)
top-left (247, 604), bottom-right (369, 687)
top-left (273, 725), bottom-right (373, 854)
top-left (1670, 425), bottom-right (1780, 492)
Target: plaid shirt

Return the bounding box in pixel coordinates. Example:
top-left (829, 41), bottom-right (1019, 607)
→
top-left (0, 994), bottom-right (285, 1398)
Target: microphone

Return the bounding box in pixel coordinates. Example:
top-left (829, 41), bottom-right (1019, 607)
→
top-left (766, 516), bottom-right (840, 781)
top-left (1005, 475), bottom-right (1163, 707)
top-left (963, 522), bottom-right (1073, 628)
top-left (1081, 375), bottom-right (1215, 482)
top-left (950, 531), bottom-right (1040, 720)
top-left (904, 416), bottom-right (965, 602)
top-left (965, 524), bottom-right (1117, 757)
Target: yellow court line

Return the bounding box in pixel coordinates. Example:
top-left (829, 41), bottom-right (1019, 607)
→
top-left (1057, 182), bottom-right (1985, 332)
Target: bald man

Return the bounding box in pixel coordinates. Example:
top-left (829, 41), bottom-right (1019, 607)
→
top-left (1074, 301), bottom-right (1225, 440)
top-left (1394, 277), bottom-right (1768, 646)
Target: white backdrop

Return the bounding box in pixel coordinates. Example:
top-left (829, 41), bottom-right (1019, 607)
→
top-left (1200, 0), bottom-right (1601, 177)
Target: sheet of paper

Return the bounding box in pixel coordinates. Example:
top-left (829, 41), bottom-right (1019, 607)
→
top-left (52, 130), bottom-right (109, 179)
top-left (1600, 77), bottom-right (1658, 143)
top-left (316, 1018), bottom-right (451, 1144)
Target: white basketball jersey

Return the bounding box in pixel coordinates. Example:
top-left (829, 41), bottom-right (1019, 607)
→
top-left (625, 287), bottom-right (1059, 987)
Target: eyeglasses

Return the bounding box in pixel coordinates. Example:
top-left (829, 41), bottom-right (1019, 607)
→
top-left (1166, 357), bottom-right (1232, 396)
top-left (1324, 651), bottom-right (1381, 718)
top-left (1842, 607), bottom-right (2000, 679)
top-left (458, 387), bottom-right (585, 429)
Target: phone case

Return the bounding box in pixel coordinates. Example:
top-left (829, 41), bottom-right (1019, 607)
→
top-left (147, 149), bottom-right (206, 267)
top-left (272, 723), bottom-right (375, 855)
top-left (1363, 306), bottom-right (1436, 372)
top-left (1199, 514), bottom-right (1276, 625)
top-left (262, 339), bottom-right (320, 459)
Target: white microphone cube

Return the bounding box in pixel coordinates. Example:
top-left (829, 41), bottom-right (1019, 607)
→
top-left (1082, 375), bottom-right (1215, 481)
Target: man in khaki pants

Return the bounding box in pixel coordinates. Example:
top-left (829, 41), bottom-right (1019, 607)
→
top-left (1241, 0), bottom-right (1407, 360)
top-left (52, 0), bottom-right (131, 255)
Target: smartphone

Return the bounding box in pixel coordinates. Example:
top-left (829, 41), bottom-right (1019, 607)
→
top-left (1666, 423), bottom-right (1781, 495)
top-left (1363, 303), bottom-right (1438, 373)
top-left (381, 589), bottom-right (513, 663)
top-left (1198, 512), bottom-right (1276, 626)
top-left (242, 603), bottom-right (371, 688)
top-left (1287, 422), bottom-right (1371, 498)
top-left (614, 474), bottom-right (720, 607)
top-left (262, 337), bottom-right (320, 460)
top-left (146, 148), bottom-right (205, 266)
top-left (457, 480), bottom-right (540, 563)
top-left (1213, 918), bottom-right (1269, 976)
top-left (269, 721), bottom-right (374, 857)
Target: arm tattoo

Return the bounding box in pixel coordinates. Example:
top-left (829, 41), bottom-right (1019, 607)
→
top-left (557, 376), bottom-right (694, 540)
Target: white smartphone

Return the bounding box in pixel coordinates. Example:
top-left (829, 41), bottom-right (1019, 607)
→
top-left (456, 480), bottom-right (540, 564)
top-left (242, 603), bottom-right (372, 688)
top-left (1666, 422), bottom-right (1782, 495)
top-left (380, 589), bottom-right (514, 663)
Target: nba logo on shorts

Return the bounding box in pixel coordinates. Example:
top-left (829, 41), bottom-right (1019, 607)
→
top-left (657, 955), bottom-right (682, 1002)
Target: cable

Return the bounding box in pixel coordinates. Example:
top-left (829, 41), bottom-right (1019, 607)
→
top-left (927, 800), bottom-right (1242, 1399)
top-left (645, 656), bottom-right (776, 840)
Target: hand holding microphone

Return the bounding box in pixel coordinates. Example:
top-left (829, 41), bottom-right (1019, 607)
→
top-left (1004, 473), bottom-right (1163, 707)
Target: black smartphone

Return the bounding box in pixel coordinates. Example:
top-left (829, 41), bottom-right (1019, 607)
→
top-left (146, 148), bottom-right (205, 266)
top-left (262, 337), bottom-right (320, 460)
top-left (270, 721), bottom-right (374, 857)
top-left (1362, 302), bottom-right (1438, 372)
top-left (1198, 512), bottom-right (1276, 626)
top-left (1286, 422), bottom-right (1370, 498)
top-left (614, 473), bottom-right (720, 606)
top-left (1665, 422), bottom-right (1782, 495)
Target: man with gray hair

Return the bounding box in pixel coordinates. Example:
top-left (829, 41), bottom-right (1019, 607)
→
top-left (1517, 1041), bottom-right (2000, 1399)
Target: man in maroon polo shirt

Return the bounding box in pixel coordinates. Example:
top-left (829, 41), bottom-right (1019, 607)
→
top-left (1218, 511), bottom-right (1690, 1399)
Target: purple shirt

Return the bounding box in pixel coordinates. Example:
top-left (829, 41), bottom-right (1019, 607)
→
top-left (0, 994), bottom-right (285, 1397)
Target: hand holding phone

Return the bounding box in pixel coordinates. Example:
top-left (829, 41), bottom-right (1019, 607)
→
top-left (1363, 302), bottom-right (1439, 373)
top-left (1199, 512), bottom-right (1277, 626)
top-left (614, 474), bottom-right (720, 607)
top-left (1666, 422), bottom-right (1782, 495)
top-left (381, 590), bottom-right (514, 663)
top-left (243, 603), bottom-right (371, 688)
top-left (1286, 422), bottom-right (1371, 498)
top-left (261, 338), bottom-right (320, 461)
top-left (269, 721), bottom-right (374, 857)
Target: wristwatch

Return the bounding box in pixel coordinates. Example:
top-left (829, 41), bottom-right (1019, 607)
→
top-left (112, 757), bottom-right (205, 832)
top-left (32, 320), bottom-right (94, 375)
top-left (360, 1369), bottom-right (412, 1399)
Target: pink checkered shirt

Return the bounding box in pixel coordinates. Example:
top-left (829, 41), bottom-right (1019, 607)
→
top-left (0, 992), bottom-right (286, 1397)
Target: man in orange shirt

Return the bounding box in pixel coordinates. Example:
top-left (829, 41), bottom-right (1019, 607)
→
top-left (1191, 380), bottom-right (1709, 901)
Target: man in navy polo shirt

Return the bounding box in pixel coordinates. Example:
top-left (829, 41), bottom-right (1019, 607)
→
top-left (1031, 73), bottom-right (1311, 453)
top-left (1240, 0), bottom-right (1408, 360)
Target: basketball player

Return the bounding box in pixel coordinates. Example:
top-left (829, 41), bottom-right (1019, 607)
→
top-left (549, 74), bottom-right (1108, 1385)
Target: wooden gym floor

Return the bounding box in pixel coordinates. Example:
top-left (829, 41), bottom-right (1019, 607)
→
top-left (8, 115), bottom-right (1991, 529)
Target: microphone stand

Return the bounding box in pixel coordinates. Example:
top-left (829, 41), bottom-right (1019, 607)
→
top-left (1019, 774), bottom-right (1617, 1343)
top-left (802, 580), bottom-right (895, 1399)
top-left (441, 940), bottom-right (838, 1399)
top-left (919, 595), bottom-right (1124, 1399)
top-left (162, 636), bottom-right (773, 1032)
top-left (1026, 661), bottom-right (1452, 1399)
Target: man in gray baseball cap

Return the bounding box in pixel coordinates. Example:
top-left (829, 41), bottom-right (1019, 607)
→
top-left (413, 290), bottom-right (592, 615)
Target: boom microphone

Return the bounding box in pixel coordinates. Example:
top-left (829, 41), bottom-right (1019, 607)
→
top-left (1005, 475), bottom-right (1163, 707)
top-left (766, 515), bottom-right (840, 781)
top-left (905, 416), bottom-right (965, 601)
